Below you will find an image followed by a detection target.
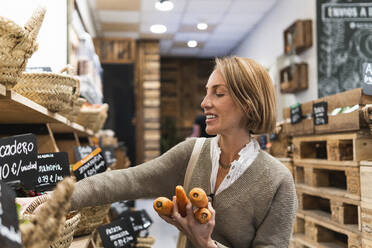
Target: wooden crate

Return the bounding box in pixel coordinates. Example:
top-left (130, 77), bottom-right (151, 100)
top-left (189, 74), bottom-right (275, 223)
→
top-left (284, 19), bottom-right (312, 55)
top-left (297, 186), bottom-right (361, 229)
top-left (283, 101), bottom-right (314, 136)
top-left (292, 132), bottom-right (372, 165)
top-left (360, 164), bottom-right (372, 203)
top-left (294, 161), bottom-right (360, 198)
top-left (292, 214), bottom-right (362, 248)
top-left (280, 63), bottom-right (308, 93)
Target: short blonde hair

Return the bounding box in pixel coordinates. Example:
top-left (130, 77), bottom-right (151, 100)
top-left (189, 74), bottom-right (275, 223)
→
top-left (215, 56), bottom-right (277, 134)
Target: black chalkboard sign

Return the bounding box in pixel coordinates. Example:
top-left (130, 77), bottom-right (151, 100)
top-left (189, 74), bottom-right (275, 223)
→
top-left (120, 210), bottom-right (153, 233)
top-left (72, 148), bottom-right (107, 181)
top-left (317, 0), bottom-right (372, 97)
top-left (74, 146), bottom-right (96, 162)
top-left (98, 217), bottom-right (136, 248)
top-left (35, 152), bottom-right (70, 191)
top-left (110, 201), bottom-right (131, 221)
top-left (0, 181), bottom-right (22, 248)
top-left (0, 134), bottom-right (38, 189)
top-left (102, 146), bottom-right (117, 167)
top-left (313, 101), bottom-right (328, 125)
top-left (290, 104), bottom-right (302, 124)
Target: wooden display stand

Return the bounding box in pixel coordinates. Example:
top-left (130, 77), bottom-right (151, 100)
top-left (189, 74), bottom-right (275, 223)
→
top-left (280, 63), bottom-right (308, 93)
top-left (284, 19), bottom-right (312, 55)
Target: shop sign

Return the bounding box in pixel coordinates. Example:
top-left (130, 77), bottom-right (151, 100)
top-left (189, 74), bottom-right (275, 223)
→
top-left (74, 146), bottom-right (96, 161)
top-left (313, 101), bottom-right (328, 125)
top-left (0, 181), bottom-right (21, 248)
top-left (102, 146), bottom-right (117, 167)
top-left (98, 218), bottom-right (136, 248)
top-left (290, 104), bottom-right (302, 124)
top-left (35, 152), bottom-right (70, 191)
top-left (0, 134), bottom-right (37, 189)
top-left (72, 148), bottom-right (106, 181)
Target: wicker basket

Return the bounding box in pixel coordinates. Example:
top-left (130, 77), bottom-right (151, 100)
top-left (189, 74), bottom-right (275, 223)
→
top-left (62, 97), bottom-right (86, 122)
top-left (73, 204), bottom-right (110, 237)
top-left (13, 71), bottom-right (80, 112)
top-left (75, 103), bottom-right (109, 133)
top-left (0, 7), bottom-right (46, 89)
top-left (23, 195), bottom-right (81, 248)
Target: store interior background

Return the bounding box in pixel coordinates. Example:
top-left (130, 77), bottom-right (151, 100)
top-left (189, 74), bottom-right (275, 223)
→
top-left (0, 0), bottom-right (343, 247)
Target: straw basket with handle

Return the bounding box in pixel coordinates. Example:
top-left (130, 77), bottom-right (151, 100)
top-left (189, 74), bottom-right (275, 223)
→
top-left (0, 7), bottom-right (46, 89)
top-left (13, 66), bottom-right (80, 112)
top-left (75, 103), bottom-right (109, 133)
top-left (73, 204), bottom-right (111, 237)
top-left (22, 194), bottom-right (81, 248)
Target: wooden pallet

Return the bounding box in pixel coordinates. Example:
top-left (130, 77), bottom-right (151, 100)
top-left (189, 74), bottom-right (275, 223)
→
top-left (297, 186), bottom-right (361, 229)
top-left (292, 213), bottom-right (362, 248)
top-left (294, 160), bottom-right (360, 198)
top-left (293, 132), bottom-right (372, 165)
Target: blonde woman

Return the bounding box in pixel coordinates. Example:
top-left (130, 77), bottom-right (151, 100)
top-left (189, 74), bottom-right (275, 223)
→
top-left (69, 56), bottom-right (297, 248)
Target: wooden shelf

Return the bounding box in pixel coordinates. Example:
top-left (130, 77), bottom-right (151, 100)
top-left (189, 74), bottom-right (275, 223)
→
top-left (0, 90), bottom-right (92, 136)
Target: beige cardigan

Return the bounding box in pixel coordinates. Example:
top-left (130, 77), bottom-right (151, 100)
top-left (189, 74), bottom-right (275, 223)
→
top-left (70, 138), bottom-right (297, 248)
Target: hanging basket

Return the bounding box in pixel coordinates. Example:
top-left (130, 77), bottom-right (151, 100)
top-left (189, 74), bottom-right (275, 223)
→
top-left (22, 194), bottom-right (81, 248)
top-left (73, 204), bottom-right (110, 237)
top-left (13, 69), bottom-right (80, 112)
top-left (0, 7), bottom-right (46, 89)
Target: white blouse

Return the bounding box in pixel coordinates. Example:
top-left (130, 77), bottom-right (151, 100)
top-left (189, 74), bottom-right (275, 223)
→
top-left (210, 135), bottom-right (261, 195)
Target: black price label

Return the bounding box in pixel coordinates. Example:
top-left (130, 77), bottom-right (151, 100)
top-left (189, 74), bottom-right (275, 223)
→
top-left (363, 63), bottom-right (372, 84)
top-left (98, 218), bottom-right (136, 248)
top-left (120, 211), bottom-right (152, 233)
top-left (290, 104), bottom-right (302, 124)
top-left (35, 152), bottom-right (70, 191)
top-left (72, 148), bottom-right (107, 181)
top-left (102, 146), bottom-right (117, 167)
top-left (110, 201), bottom-right (131, 221)
top-left (74, 146), bottom-right (96, 162)
top-left (0, 134), bottom-right (38, 189)
top-left (0, 181), bottom-right (22, 248)
top-left (313, 101), bottom-right (328, 125)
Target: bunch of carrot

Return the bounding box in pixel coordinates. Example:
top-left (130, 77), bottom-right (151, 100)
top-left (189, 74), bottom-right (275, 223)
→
top-left (153, 185), bottom-right (211, 224)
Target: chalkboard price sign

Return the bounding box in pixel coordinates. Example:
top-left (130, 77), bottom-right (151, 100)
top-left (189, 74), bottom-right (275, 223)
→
top-left (102, 146), bottom-right (117, 167)
top-left (290, 104), bottom-right (302, 124)
top-left (110, 201), bottom-right (131, 221)
top-left (98, 218), bottom-right (136, 248)
top-left (72, 148), bottom-right (107, 181)
top-left (0, 134), bottom-right (38, 189)
top-left (120, 210), bottom-right (153, 233)
top-left (0, 181), bottom-right (22, 248)
top-left (74, 146), bottom-right (96, 162)
top-left (313, 101), bottom-right (328, 125)
top-left (35, 152), bottom-right (70, 191)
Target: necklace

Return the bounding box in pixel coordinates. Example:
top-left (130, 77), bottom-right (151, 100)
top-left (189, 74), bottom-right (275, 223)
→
top-left (219, 160), bottom-right (231, 169)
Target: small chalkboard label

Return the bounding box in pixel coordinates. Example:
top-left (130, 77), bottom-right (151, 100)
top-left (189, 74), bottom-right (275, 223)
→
top-left (74, 146), bottom-right (96, 162)
top-left (0, 134), bottom-right (38, 189)
top-left (35, 152), bottom-right (70, 191)
top-left (290, 104), bottom-right (302, 124)
top-left (72, 148), bottom-right (106, 181)
top-left (110, 201), bottom-right (131, 221)
top-left (102, 146), bottom-right (117, 167)
top-left (0, 181), bottom-right (22, 247)
top-left (98, 218), bottom-right (136, 248)
top-left (363, 63), bottom-right (372, 85)
top-left (120, 210), bottom-right (153, 233)
top-left (313, 101), bottom-right (328, 126)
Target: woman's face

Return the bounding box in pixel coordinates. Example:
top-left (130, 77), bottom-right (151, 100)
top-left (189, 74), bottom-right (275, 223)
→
top-left (201, 70), bottom-right (245, 135)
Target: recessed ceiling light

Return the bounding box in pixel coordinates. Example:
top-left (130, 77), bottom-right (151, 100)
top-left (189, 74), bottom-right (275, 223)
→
top-left (197, 22), bottom-right (208, 30)
top-left (150, 24), bottom-right (167, 34)
top-left (187, 40), bottom-right (198, 48)
top-left (155, 0), bottom-right (174, 11)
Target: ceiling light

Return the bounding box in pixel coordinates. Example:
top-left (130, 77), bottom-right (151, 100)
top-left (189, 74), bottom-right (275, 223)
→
top-left (197, 22), bottom-right (208, 30)
top-left (187, 40), bottom-right (198, 48)
top-left (150, 24), bottom-right (167, 34)
top-left (155, 0), bottom-right (174, 11)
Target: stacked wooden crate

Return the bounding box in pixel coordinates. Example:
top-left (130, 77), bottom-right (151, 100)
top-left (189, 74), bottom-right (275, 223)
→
top-left (284, 89), bottom-right (372, 247)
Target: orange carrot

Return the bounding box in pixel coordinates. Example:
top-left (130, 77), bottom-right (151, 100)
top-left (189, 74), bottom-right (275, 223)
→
top-left (189, 187), bottom-right (208, 208)
top-left (193, 208), bottom-right (212, 224)
top-left (176, 185), bottom-right (189, 217)
top-left (153, 197), bottom-right (174, 217)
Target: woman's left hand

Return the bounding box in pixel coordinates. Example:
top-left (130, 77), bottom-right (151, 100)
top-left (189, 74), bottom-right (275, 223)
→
top-left (159, 196), bottom-right (217, 248)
